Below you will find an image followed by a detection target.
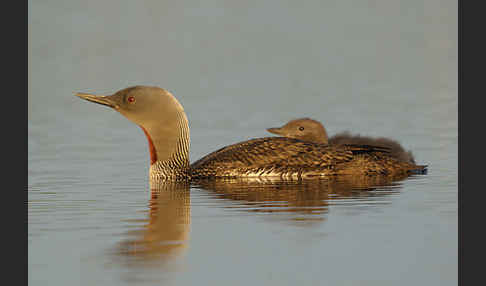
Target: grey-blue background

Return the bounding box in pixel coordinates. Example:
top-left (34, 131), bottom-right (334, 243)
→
top-left (29, 0), bottom-right (457, 285)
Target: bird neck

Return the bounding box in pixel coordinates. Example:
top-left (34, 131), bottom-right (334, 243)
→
top-left (319, 130), bottom-right (329, 144)
top-left (314, 124), bottom-right (329, 144)
top-left (140, 111), bottom-right (190, 184)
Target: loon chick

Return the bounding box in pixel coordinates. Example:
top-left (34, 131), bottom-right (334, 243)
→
top-left (267, 118), bottom-right (416, 164)
top-left (76, 86), bottom-right (426, 184)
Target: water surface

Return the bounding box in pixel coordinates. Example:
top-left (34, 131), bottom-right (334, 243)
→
top-left (29, 0), bottom-right (457, 285)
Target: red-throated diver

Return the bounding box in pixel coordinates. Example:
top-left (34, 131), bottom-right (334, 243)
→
top-left (76, 86), bottom-right (426, 185)
top-left (267, 118), bottom-right (416, 164)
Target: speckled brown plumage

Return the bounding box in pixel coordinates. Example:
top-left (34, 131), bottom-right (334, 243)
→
top-left (190, 137), bottom-right (426, 179)
top-left (267, 118), bottom-right (417, 164)
top-left (76, 86), bottom-right (426, 184)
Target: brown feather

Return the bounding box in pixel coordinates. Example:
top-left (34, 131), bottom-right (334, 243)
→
top-left (190, 137), bottom-right (425, 179)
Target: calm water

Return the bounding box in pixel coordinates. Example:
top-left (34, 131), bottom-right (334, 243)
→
top-left (29, 0), bottom-right (457, 285)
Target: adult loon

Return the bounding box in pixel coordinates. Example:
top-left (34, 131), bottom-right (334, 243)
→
top-left (76, 86), bottom-right (426, 185)
top-left (267, 118), bottom-right (416, 164)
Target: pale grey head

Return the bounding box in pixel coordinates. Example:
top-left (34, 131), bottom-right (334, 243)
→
top-left (267, 118), bottom-right (329, 144)
top-left (76, 86), bottom-right (190, 183)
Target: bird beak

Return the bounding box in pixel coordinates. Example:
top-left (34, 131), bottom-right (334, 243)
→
top-left (267, 127), bottom-right (285, 136)
top-left (75, 93), bottom-right (119, 109)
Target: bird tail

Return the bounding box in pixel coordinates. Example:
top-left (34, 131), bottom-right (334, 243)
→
top-left (409, 164), bottom-right (428, 175)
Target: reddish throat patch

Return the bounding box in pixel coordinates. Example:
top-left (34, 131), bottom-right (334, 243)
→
top-left (139, 126), bottom-right (157, 165)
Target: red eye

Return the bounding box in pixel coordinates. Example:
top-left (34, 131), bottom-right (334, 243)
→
top-left (127, 96), bottom-right (135, 103)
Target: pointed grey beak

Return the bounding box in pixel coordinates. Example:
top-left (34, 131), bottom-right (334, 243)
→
top-left (75, 93), bottom-right (119, 109)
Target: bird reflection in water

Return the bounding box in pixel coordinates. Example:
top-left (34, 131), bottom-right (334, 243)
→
top-left (193, 174), bottom-right (413, 226)
top-left (113, 172), bottom-right (418, 267)
top-left (115, 182), bottom-right (191, 267)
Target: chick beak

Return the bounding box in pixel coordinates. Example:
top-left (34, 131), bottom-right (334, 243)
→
top-left (267, 127), bottom-right (285, 136)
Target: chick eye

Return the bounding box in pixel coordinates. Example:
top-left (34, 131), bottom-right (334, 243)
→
top-left (299, 127), bottom-right (304, 131)
top-left (127, 96), bottom-right (136, 103)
